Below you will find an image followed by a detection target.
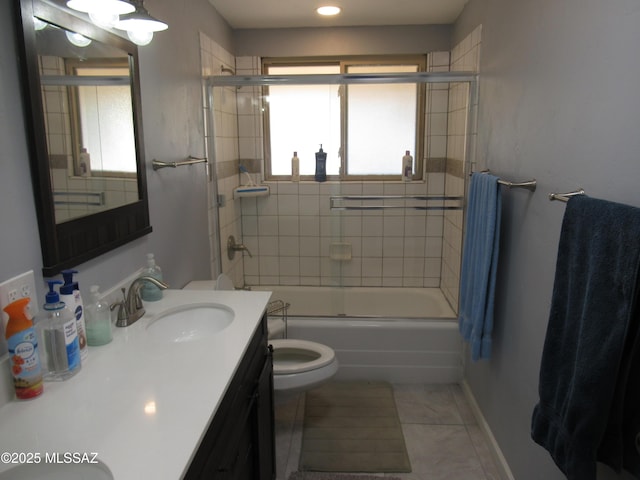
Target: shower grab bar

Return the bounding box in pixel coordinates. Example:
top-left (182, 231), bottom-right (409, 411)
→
top-left (152, 156), bottom-right (208, 171)
top-left (474, 170), bottom-right (537, 191)
top-left (548, 188), bottom-right (586, 202)
top-left (330, 195), bottom-right (464, 211)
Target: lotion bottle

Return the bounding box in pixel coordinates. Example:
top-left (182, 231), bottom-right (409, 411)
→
top-left (402, 150), bottom-right (413, 182)
top-left (315, 144), bottom-right (327, 182)
top-left (60, 269), bottom-right (88, 362)
top-left (36, 280), bottom-right (81, 381)
top-left (291, 151), bottom-right (300, 182)
top-left (4, 297), bottom-right (43, 400)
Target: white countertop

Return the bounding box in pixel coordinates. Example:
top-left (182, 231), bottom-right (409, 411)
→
top-left (0, 289), bottom-right (272, 479)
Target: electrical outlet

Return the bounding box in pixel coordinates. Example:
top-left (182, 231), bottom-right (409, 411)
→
top-left (0, 271), bottom-right (39, 324)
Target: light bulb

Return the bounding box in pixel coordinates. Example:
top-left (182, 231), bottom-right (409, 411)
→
top-left (127, 30), bottom-right (153, 46)
top-left (65, 31), bottom-right (92, 47)
top-left (316, 6), bottom-right (341, 16)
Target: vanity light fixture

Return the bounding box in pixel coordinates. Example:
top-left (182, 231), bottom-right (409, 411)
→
top-left (316, 5), bottom-right (342, 16)
top-left (114, 0), bottom-right (168, 46)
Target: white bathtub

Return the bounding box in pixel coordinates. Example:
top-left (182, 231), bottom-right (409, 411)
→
top-left (253, 286), bottom-right (463, 384)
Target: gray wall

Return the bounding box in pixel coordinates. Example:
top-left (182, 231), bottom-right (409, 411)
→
top-left (0, 0), bottom-right (231, 305)
top-left (234, 25), bottom-right (451, 57)
top-left (454, 0), bottom-right (640, 479)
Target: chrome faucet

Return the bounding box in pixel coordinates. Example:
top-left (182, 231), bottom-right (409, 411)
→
top-left (227, 235), bottom-right (253, 260)
top-left (114, 276), bottom-right (169, 327)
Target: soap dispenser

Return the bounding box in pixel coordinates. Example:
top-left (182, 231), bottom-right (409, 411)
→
top-left (36, 280), bottom-right (81, 381)
top-left (141, 253), bottom-right (164, 301)
top-left (85, 285), bottom-right (113, 346)
top-left (315, 144), bottom-right (327, 182)
top-left (60, 269), bottom-right (88, 362)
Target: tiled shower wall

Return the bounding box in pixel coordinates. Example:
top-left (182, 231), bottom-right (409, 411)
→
top-left (441, 25), bottom-right (482, 310)
top-left (237, 53), bottom-right (459, 288)
top-left (200, 33), bottom-right (244, 286)
top-left (200, 28), bottom-right (481, 298)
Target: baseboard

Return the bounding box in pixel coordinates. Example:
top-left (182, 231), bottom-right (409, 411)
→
top-left (461, 380), bottom-right (515, 480)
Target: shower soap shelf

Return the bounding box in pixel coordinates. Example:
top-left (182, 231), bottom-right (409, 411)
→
top-left (233, 185), bottom-right (270, 198)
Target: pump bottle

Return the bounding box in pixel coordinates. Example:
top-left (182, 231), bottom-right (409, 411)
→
top-left (141, 253), bottom-right (164, 301)
top-left (60, 269), bottom-right (88, 362)
top-left (315, 144), bottom-right (327, 182)
top-left (36, 280), bottom-right (81, 381)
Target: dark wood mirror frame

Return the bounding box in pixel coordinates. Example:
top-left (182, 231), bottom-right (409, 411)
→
top-left (15, 0), bottom-right (152, 277)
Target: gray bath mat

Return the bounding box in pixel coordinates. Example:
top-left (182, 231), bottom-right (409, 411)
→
top-left (289, 473), bottom-right (402, 480)
top-left (300, 381), bottom-right (411, 473)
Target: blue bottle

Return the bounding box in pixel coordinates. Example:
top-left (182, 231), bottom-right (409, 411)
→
top-left (315, 144), bottom-right (327, 182)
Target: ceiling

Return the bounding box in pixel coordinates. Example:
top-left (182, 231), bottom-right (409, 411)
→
top-left (208, 0), bottom-right (469, 29)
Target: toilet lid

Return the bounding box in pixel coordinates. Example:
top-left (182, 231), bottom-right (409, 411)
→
top-left (215, 273), bottom-right (234, 291)
top-left (270, 339), bottom-right (336, 374)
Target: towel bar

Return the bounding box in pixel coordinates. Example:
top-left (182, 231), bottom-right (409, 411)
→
top-left (474, 170), bottom-right (537, 191)
top-left (152, 156), bottom-right (208, 171)
top-left (548, 189), bottom-right (586, 203)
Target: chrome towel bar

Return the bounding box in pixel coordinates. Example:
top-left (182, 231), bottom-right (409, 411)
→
top-left (548, 189), bottom-right (586, 202)
top-left (475, 170), bottom-right (537, 191)
top-left (152, 156), bottom-right (207, 171)
top-left (330, 195), bottom-right (464, 211)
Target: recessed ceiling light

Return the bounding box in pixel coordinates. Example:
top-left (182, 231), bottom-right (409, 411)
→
top-left (316, 5), bottom-right (341, 16)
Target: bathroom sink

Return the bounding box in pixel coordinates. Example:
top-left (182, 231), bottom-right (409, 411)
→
top-left (0, 460), bottom-right (112, 479)
top-left (146, 303), bottom-right (234, 343)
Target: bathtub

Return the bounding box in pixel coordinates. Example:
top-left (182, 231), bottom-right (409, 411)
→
top-left (252, 286), bottom-right (463, 384)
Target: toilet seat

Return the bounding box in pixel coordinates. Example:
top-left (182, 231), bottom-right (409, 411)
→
top-left (270, 339), bottom-right (335, 374)
top-left (270, 339), bottom-right (339, 393)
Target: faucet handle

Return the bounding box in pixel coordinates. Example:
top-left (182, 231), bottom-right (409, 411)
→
top-left (111, 288), bottom-right (129, 328)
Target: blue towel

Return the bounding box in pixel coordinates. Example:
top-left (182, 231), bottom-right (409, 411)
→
top-left (531, 195), bottom-right (640, 480)
top-left (458, 172), bottom-right (502, 361)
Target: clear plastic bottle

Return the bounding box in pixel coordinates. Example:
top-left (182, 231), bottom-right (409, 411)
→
top-left (141, 253), bottom-right (164, 301)
top-left (85, 285), bottom-right (113, 346)
top-left (36, 280), bottom-right (81, 381)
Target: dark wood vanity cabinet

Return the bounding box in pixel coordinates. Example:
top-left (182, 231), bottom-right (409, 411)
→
top-left (185, 314), bottom-right (275, 479)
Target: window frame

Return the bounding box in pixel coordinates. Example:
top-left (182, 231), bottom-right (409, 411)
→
top-left (262, 55), bottom-right (426, 182)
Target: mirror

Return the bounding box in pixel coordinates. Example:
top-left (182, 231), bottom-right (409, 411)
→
top-left (16, 0), bottom-right (152, 276)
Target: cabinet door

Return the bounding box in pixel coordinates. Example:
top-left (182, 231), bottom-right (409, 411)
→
top-left (255, 346), bottom-right (275, 479)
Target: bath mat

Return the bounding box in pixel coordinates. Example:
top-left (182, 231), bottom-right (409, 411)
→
top-left (300, 381), bottom-right (411, 473)
top-left (289, 473), bottom-right (402, 480)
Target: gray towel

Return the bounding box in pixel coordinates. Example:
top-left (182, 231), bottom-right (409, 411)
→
top-left (531, 195), bottom-right (640, 480)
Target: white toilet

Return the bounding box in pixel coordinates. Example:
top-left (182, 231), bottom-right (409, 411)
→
top-left (183, 275), bottom-right (338, 395)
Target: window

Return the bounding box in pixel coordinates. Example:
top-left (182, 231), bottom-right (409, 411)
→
top-left (263, 57), bottom-right (425, 181)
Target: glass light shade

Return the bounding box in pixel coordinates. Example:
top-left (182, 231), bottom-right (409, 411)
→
top-left (67, 0), bottom-right (135, 15)
top-left (115, 6), bottom-right (168, 33)
top-left (127, 30), bottom-right (153, 46)
top-left (88, 11), bottom-right (120, 28)
top-left (65, 31), bottom-right (92, 47)
top-left (33, 17), bottom-right (48, 30)
top-left (316, 6), bottom-right (341, 16)
top-left (116, 16), bottom-right (168, 32)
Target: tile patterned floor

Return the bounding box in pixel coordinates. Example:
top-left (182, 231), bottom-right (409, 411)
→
top-left (274, 383), bottom-right (503, 480)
